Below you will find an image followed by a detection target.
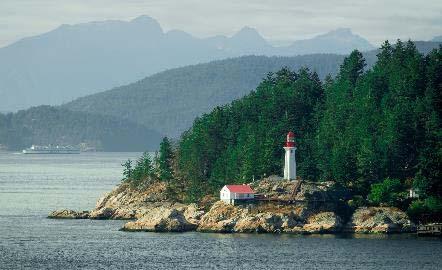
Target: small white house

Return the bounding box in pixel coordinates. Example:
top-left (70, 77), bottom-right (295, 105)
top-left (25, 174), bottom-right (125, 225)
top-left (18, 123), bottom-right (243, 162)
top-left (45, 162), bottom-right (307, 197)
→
top-left (409, 188), bottom-right (420, 199)
top-left (220, 185), bottom-right (255, 205)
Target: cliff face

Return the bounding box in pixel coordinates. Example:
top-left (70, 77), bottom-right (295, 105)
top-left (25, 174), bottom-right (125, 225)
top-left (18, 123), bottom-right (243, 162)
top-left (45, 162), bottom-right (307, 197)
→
top-left (48, 176), bottom-right (415, 234)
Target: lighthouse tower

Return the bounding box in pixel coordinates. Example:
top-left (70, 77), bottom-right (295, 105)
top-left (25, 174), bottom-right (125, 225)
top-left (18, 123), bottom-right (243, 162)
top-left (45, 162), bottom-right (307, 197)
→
top-left (283, 131), bottom-right (297, 180)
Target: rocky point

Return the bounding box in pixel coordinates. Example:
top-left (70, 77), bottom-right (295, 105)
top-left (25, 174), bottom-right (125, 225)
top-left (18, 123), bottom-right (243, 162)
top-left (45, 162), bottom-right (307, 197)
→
top-left (48, 176), bottom-right (415, 234)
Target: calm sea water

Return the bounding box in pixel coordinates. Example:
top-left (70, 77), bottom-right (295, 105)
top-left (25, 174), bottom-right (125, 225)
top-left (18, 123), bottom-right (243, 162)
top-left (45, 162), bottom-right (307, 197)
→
top-left (0, 152), bottom-right (441, 270)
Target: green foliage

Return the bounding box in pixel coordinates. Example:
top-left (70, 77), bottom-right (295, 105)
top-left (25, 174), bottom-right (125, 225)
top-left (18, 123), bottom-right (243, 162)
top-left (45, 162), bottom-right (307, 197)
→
top-left (407, 200), bottom-right (428, 219)
top-left (157, 137), bottom-right (174, 181)
top-left (122, 159), bottom-right (133, 180)
top-left (122, 152), bottom-right (156, 189)
top-left (177, 67), bottom-right (324, 200)
top-left (425, 196), bottom-right (442, 213)
top-left (316, 41), bottom-right (442, 202)
top-left (116, 41), bottom-right (441, 216)
top-left (65, 43), bottom-right (439, 139)
top-left (173, 41), bottom-right (441, 211)
top-left (64, 54), bottom-right (369, 138)
top-left (408, 197), bottom-right (442, 221)
top-left (368, 178), bottom-right (405, 206)
top-left (132, 152), bottom-right (154, 179)
top-left (347, 195), bottom-right (366, 209)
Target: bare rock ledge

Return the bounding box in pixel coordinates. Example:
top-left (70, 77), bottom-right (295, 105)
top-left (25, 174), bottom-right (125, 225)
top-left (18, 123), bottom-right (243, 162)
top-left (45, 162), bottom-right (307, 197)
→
top-left (48, 179), bottom-right (415, 234)
top-left (121, 206), bottom-right (197, 232)
top-left (48, 209), bottom-right (90, 219)
top-left (343, 207), bottom-right (415, 233)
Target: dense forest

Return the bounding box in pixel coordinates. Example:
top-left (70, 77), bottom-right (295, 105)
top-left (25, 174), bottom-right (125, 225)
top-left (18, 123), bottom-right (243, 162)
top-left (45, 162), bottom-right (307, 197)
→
top-left (65, 54), bottom-right (353, 138)
top-left (124, 41), bottom-right (441, 221)
top-left (0, 105), bottom-right (162, 151)
top-left (65, 41), bottom-right (440, 138)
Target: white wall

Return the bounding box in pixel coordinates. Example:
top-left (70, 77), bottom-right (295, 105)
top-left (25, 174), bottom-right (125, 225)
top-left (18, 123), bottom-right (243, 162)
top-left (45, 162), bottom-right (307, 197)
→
top-left (220, 186), bottom-right (231, 200)
top-left (220, 186), bottom-right (255, 202)
top-left (283, 147), bottom-right (297, 180)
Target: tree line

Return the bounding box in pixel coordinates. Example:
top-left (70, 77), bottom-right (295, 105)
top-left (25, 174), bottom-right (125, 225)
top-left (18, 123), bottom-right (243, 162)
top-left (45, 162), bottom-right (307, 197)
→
top-left (0, 105), bottom-right (162, 151)
top-left (125, 41), bottom-right (441, 221)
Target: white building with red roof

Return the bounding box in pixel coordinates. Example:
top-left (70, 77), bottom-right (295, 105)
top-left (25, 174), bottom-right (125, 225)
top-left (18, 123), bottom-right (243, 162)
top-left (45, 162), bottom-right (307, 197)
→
top-left (220, 184), bottom-right (255, 205)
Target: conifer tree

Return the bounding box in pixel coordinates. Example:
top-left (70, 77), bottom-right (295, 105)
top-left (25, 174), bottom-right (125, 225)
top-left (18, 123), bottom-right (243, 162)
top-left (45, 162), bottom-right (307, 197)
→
top-left (122, 159), bottom-right (133, 180)
top-left (158, 137), bottom-right (174, 181)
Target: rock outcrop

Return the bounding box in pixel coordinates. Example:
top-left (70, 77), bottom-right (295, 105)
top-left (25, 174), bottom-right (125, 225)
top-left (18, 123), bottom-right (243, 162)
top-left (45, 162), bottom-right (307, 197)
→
top-left (183, 203), bottom-right (206, 225)
top-left (197, 202), bottom-right (413, 234)
top-left (302, 212), bottom-right (343, 233)
top-left (48, 209), bottom-right (90, 219)
top-left (234, 212), bottom-right (300, 233)
top-left (88, 182), bottom-right (170, 219)
top-left (251, 176), bottom-right (337, 202)
top-left (197, 201), bottom-right (340, 234)
top-left (121, 206), bottom-right (197, 232)
top-left (197, 201), bottom-right (246, 232)
top-left (49, 176), bottom-right (415, 234)
top-left (344, 207), bottom-right (415, 233)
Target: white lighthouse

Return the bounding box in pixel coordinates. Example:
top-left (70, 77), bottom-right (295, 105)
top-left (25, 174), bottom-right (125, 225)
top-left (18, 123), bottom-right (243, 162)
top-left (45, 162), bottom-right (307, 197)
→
top-left (283, 131), bottom-right (297, 180)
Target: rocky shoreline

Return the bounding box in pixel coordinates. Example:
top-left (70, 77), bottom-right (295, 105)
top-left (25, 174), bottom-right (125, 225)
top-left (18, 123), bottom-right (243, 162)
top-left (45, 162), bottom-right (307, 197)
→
top-left (48, 176), bottom-right (416, 234)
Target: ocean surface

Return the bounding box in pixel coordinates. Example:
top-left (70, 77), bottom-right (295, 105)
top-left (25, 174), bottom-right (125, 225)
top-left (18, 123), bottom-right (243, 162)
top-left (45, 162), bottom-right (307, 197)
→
top-left (0, 152), bottom-right (441, 270)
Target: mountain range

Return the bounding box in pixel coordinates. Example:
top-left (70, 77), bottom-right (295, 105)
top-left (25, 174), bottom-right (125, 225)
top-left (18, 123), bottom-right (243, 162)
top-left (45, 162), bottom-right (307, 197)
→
top-left (0, 15), bottom-right (376, 112)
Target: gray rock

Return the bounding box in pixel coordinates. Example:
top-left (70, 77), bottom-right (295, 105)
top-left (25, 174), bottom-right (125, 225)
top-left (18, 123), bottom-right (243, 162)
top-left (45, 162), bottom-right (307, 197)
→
top-left (121, 207), bottom-right (197, 232)
top-left (89, 207), bottom-right (114, 219)
top-left (344, 207), bottom-right (415, 233)
top-left (302, 212), bottom-right (343, 233)
top-left (48, 209), bottom-right (89, 219)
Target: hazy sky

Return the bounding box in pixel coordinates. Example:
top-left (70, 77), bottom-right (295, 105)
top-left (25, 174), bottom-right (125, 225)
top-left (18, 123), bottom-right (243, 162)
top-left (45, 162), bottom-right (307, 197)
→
top-left (0, 0), bottom-right (441, 48)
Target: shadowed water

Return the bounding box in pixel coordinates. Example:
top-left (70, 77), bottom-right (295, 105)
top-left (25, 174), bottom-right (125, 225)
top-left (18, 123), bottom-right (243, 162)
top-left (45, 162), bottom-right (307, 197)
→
top-left (0, 152), bottom-right (441, 270)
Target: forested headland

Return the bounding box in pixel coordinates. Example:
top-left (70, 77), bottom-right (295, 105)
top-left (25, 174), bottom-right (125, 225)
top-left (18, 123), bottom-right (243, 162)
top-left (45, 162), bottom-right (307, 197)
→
top-left (0, 105), bottom-right (162, 151)
top-left (123, 41), bottom-right (441, 222)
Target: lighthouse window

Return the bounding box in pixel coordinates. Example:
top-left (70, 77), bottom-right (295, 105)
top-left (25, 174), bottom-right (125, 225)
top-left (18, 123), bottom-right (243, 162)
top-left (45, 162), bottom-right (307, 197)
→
top-left (290, 150), bottom-right (293, 153)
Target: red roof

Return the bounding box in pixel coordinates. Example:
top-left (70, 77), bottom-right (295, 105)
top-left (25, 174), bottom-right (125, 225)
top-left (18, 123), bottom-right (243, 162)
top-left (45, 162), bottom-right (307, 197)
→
top-left (287, 131), bottom-right (295, 138)
top-left (225, 185), bottom-right (255, 193)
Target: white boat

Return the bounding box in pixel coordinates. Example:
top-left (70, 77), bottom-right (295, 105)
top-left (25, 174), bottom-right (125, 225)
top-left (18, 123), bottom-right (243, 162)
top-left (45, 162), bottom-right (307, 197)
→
top-left (22, 145), bottom-right (80, 154)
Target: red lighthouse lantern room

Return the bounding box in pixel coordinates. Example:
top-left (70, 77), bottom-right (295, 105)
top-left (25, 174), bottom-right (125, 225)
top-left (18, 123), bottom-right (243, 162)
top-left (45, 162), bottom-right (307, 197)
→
top-left (285, 131), bottom-right (295, 147)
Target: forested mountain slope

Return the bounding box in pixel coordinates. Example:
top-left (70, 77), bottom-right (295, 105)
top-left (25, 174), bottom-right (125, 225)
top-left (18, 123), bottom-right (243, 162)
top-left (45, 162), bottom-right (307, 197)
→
top-left (65, 54), bottom-right (361, 137)
top-left (65, 41), bottom-right (440, 138)
top-left (0, 106), bottom-right (162, 151)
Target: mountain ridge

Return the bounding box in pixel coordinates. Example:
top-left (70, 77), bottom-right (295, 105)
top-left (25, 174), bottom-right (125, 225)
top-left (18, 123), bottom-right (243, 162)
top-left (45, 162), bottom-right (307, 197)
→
top-left (0, 15), bottom-right (375, 112)
top-left (63, 41), bottom-right (441, 138)
top-left (63, 54), bottom-right (367, 138)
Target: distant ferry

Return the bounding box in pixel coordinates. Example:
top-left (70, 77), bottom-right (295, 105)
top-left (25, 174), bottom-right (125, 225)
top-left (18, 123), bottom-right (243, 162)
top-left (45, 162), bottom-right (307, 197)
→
top-left (22, 145), bottom-right (80, 154)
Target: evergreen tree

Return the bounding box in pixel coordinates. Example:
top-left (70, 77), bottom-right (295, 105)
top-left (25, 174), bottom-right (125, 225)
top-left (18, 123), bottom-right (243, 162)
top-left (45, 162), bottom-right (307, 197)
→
top-left (178, 67), bottom-right (324, 196)
top-left (122, 159), bottom-right (133, 180)
top-left (140, 152), bottom-right (154, 178)
top-left (158, 137), bottom-right (174, 181)
top-left (316, 50), bottom-right (366, 187)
